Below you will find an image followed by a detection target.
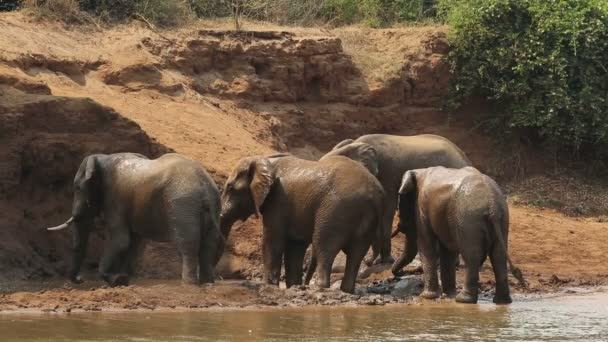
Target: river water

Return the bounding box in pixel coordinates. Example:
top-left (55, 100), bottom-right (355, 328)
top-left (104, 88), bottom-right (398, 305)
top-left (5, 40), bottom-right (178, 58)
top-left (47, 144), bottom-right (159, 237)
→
top-left (1, 292), bottom-right (607, 341)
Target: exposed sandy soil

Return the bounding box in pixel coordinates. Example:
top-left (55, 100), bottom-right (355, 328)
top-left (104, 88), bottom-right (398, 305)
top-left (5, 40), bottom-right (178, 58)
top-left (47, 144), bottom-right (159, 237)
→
top-left (0, 12), bottom-right (607, 313)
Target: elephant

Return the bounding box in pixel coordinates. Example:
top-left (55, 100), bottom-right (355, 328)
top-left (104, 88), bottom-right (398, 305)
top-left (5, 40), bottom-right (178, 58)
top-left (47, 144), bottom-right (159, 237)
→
top-left (321, 134), bottom-right (472, 265)
top-left (393, 166), bottom-right (525, 304)
top-left (46, 152), bottom-right (225, 286)
top-left (219, 153), bottom-right (384, 293)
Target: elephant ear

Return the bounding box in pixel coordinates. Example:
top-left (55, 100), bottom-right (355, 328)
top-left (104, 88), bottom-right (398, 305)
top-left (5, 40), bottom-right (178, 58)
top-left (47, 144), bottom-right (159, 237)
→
top-left (398, 170), bottom-right (419, 235)
top-left (324, 142), bottom-right (379, 177)
top-left (249, 157), bottom-right (274, 217)
top-left (332, 138), bottom-right (355, 150)
top-left (83, 155), bottom-right (98, 182)
top-left (398, 170), bottom-right (417, 195)
top-left (351, 143), bottom-right (378, 176)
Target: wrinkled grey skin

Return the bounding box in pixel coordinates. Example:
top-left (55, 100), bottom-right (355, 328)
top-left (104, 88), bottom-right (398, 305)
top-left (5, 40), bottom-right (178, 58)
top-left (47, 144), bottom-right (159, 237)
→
top-left (46, 153), bottom-right (224, 287)
top-left (393, 166), bottom-right (524, 304)
top-left (220, 154), bottom-right (384, 293)
top-left (322, 134), bottom-right (472, 265)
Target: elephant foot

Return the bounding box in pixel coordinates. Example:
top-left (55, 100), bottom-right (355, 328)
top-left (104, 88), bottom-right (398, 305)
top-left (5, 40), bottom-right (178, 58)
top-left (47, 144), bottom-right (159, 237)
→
top-left (443, 288), bottom-right (457, 298)
top-left (181, 277), bottom-right (199, 286)
top-left (391, 267), bottom-right (405, 278)
top-left (199, 276), bottom-right (215, 284)
top-left (264, 274), bottom-right (280, 286)
top-left (455, 291), bottom-right (478, 304)
top-left (420, 290), bottom-right (440, 300)
top-left (70, 273), bottom-right (84, 284)
top-left (493, 293), bottom-right (513, 305)
top-left (339, 284), bottom-right (355, 294)
top-left (109, 274), bottom-right (130, 287)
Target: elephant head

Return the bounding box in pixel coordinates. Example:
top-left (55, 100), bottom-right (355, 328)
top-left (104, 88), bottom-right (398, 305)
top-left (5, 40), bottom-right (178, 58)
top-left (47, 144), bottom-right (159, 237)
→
top-left (46, 154), bottom-right (104, 283)
top-left (219, 156), bottom-right (275, 239)
top-left (321, 141), bottom-right (379, 177)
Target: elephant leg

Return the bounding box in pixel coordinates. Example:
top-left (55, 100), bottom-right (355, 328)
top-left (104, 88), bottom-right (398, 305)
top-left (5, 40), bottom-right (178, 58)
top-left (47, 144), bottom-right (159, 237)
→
top-left (456, 228), bottom-right (485, 304)
top-left (315, 242), bottom-right (340, 289)
top-left (368, 197), bottom-right (397, 265)
top-left (99, 226), bottom-right (131, 287)
top-left (439, 244), bottom-right (457, 297)
top-left (419, 226), bottom-right (440, 299)
top-left (489, 239), bottom-right (512, 304)
top-left (173, 218), bottom-right (201, 285)
top-left (262, 227), bottom-right (284, 286)
top-left (284, 240), bottom-right (307, 288)
top-left (341, 240), bottom-right (370, 293)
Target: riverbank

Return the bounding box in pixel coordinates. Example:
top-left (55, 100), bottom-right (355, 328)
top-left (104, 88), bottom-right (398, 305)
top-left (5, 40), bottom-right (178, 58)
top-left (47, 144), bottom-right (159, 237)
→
top-left (0, 272), bottom-right (605, 315)
top-left (1, 12), bottom-right (608, 316)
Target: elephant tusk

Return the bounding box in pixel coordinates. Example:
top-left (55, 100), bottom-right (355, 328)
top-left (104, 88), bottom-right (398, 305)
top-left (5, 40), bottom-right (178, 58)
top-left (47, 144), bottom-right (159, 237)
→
top-left (46, 217), bottom-right (74, 231)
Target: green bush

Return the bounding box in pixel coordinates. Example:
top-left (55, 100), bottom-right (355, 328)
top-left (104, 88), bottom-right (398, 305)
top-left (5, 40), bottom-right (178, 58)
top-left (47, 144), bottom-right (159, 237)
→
top-left (320, 0), bottom-right (437, 27)
top-left (444, 0), bottom-right (608, 154)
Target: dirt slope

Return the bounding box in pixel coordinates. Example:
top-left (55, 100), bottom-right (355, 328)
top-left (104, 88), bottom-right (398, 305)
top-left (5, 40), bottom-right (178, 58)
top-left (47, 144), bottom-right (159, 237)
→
top-left (0, 12), bottom-right (607, 311)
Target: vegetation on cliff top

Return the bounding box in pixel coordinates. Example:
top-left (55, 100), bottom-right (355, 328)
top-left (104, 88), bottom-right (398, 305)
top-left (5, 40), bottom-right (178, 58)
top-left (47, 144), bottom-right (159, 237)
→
top-left (4, 0), bottom-right (608, 161)
top-left (444, 0), bottom-right (608, 159)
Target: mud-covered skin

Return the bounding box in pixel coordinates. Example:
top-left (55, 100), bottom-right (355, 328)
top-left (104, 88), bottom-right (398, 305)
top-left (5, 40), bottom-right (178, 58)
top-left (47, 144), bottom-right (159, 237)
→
top-left (220, 154), bottom-right (384, 293)
top-left (322, 134), bottom-right (471, 265)
top-left (47, 153), bottom-right (224, 286)
top-left (393, 166), bottom-right (523, 304)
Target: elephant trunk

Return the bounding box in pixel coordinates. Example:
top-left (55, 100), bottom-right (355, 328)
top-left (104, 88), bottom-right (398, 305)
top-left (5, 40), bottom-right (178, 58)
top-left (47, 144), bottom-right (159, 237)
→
top-left (69, 217), bottom-right (93, 284)
top-left (219, 210), bottom-right (239, 240)
top-left (391, 221), bottom-right (418, 276)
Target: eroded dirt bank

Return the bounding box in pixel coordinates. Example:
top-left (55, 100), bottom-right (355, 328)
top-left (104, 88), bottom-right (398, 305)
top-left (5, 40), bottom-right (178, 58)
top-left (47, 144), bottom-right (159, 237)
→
top-left (1, 12), bottom-right (607, 313)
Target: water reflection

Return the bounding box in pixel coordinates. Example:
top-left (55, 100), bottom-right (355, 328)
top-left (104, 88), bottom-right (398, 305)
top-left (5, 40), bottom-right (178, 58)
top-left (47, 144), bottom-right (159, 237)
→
top-left (1, 293), bottom-right (607, 341)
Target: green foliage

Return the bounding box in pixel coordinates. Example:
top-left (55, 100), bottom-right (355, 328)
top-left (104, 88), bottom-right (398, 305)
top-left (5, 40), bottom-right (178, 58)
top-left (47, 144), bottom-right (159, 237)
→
top-left (444, 0), bottom-right (608, 153)
top-left (320, 0), bottom-right (437, 27)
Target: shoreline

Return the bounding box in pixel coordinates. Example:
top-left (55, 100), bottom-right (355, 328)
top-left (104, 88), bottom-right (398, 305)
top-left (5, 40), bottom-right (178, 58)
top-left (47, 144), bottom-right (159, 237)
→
top-left (0, 279), bottom-right (605, 316)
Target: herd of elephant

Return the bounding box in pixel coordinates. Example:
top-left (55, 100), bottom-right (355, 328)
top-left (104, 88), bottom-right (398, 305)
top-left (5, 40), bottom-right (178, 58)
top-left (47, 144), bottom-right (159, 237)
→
top-left (47, 133), bottom-right (525, 305)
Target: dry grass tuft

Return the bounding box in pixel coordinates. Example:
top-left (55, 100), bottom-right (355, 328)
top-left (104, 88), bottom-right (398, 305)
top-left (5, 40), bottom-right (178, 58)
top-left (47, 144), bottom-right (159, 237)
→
top-left (22, 0), bottom-right (97, 25)
top-left (333, 25), bottom-right (446, 84)
top-left (506, 172), bottom-right (608, 218)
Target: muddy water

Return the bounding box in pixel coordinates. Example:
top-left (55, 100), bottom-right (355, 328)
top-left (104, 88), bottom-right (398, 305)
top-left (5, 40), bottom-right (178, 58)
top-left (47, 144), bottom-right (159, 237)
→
top-left (1, 293), bottom-right (607, 341)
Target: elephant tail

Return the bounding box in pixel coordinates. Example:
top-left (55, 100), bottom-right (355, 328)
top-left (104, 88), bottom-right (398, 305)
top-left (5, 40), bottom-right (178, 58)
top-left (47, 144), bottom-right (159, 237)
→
top-left (487, 212), bottom-right (526, 286)
top-left (375, 193), bottom-right (388, 261)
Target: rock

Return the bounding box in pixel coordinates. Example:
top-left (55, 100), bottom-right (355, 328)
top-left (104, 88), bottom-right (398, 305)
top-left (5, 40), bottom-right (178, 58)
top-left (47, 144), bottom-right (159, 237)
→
top-left (392, 275), bottom-right (424, 298)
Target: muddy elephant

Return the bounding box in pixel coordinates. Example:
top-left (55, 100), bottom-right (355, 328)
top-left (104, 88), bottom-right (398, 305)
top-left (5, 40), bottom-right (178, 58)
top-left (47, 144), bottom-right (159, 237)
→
top-left (321, 134), bottom-right (471, 265)
top-left (219, 154), bottom-right (384, 293)
top-left (46, 153), bottom-right (225, 286)
top-left (393, 166), bottom-right (524, 304)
